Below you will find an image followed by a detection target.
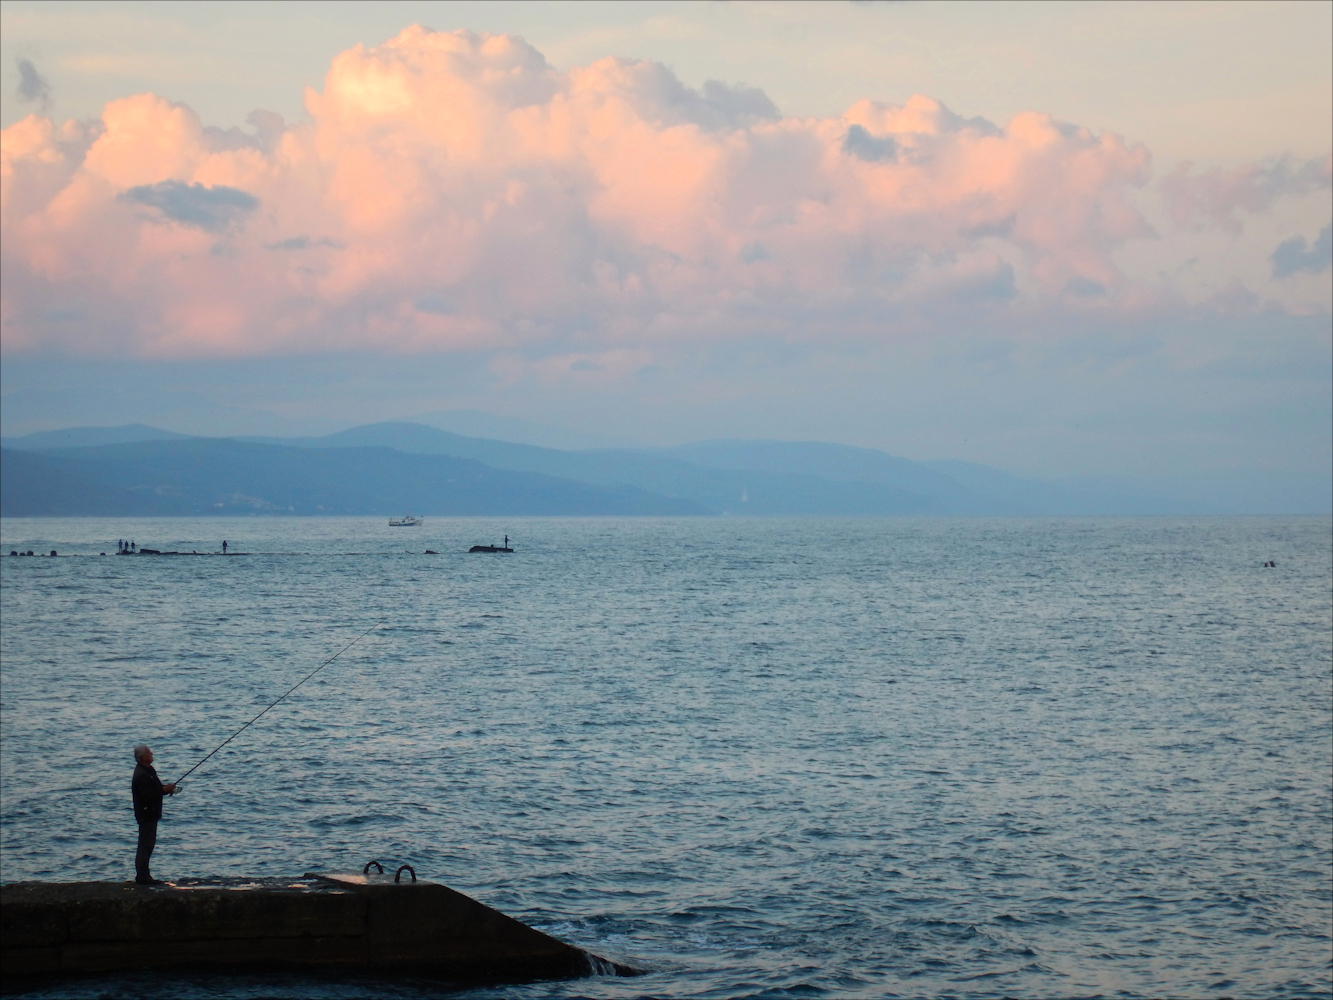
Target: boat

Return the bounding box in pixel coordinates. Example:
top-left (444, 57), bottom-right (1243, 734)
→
top-left (388, 514), bottom-right (423, 527)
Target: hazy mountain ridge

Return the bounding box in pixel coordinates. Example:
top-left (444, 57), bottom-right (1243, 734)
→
top-left (0, 420), bottom-right (1237, 516)
top-left (234, 424), bottom-right (944, 514)
top-left (0, 438), bottom-right (708, 517)
top-left (235, 422), bottom-right (1204, 515)
top-left (0, 424), bottom-right (193, 450)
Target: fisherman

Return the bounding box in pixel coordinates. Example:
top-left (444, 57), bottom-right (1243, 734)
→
top-left (222, 540), bottom-right (228, 554)
top-left (131, 744), bottom-right (177, 884)
top-left (504, 534), bottom-right (508, 548)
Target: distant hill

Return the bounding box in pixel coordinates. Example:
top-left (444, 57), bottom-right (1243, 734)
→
top-left (239, 421), bottom-right (1202, 515)
top-left (0, 440), bottom-right (707, 517)
top-left (665, 439), bottom-right (999, 513)
top-left (0, 448), bottom-right (180, 516)
top-left (405, 408), bottom-right (639, 450)
top-left (238, 423), bottom-right (943, 514)
top-left (0, 424), bottom-right (192, 450)
top-left (6, 419), bottom-right (1297, 517)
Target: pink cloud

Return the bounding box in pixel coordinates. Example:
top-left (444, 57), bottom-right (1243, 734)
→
top-left (2, 25), bottom-right (1163, 359)
top-left (1160, 154), bottom-right (1333, 234)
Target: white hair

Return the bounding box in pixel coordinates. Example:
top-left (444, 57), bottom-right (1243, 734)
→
top-left (133, 744), bottom-right (150, 761)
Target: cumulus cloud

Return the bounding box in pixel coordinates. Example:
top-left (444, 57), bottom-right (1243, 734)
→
top-left (1271, 224), bottom-right (1333, 278)
top-left (1160, 155), bottom-right (1333, 234)
top-left (2, 26), bottom-right (1167, 358)
top-left (15, 58), bottom-right (50, 108)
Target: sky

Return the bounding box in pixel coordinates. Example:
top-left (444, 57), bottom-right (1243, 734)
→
top-left (1, 0), bottom-right (1330, 497)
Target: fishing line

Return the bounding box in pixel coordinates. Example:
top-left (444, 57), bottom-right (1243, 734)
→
top-left (173, 616), bottom-right (387, 787)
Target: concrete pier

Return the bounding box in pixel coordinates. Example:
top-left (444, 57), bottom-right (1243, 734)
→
top-left (1, 872), bottom-right (637, 983)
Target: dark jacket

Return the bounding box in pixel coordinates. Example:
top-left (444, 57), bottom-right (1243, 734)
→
top-left (132, 762), bottom-right (165, 824)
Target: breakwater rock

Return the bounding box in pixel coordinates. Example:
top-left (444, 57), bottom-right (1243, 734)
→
top-left (1, 872), bottom-right (637, 983)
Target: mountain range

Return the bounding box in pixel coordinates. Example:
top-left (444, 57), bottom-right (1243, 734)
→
top-left (0, 421), bottom-right (1304, 517)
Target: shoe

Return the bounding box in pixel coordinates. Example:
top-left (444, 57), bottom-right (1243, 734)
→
top-left (134, 876), bottom-right (162, 885)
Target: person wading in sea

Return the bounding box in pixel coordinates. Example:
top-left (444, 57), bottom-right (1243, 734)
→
top-left (131, 745), bottom-right (176, 884)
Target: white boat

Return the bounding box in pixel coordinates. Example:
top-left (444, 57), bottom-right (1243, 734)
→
top-left (388, 514), bottom-right (423, 527)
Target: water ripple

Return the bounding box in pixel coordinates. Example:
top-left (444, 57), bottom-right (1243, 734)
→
top-left (1, 515), bottom-right (1330, 999)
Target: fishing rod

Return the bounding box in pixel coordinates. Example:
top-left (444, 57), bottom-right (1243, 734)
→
top-left (173, 617), bottom-right (387, 787)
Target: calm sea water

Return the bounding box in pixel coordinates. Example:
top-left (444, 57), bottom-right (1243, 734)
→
top-left (1, 516), bottom-right (1330, 1000)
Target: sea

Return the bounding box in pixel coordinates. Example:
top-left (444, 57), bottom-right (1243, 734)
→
top-left (1, 516), bottom-right (1330, 1000)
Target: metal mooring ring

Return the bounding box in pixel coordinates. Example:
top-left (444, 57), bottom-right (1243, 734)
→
top-left (395, 865), bottom-right (417, 883)
top-left (363, 860), bottom-right (385, 875)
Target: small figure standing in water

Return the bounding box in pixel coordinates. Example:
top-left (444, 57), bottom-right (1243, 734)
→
top-left (131, 744), bottom-right (177, 884)
top-left (222, 540), bottom-right (228, 554)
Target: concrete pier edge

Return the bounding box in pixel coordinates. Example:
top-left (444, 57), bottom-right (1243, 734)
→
top-left (1, 875), bottom-right (640, 983)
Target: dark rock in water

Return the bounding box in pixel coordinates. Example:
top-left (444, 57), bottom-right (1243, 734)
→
top-left (0, 873), bottom-right (637, 983)
top-left (469, 545), bottom-right (514, 553)
top-left (117, 549), bottom-right (246, 557)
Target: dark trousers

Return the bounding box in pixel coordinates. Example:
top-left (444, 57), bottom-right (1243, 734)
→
top-left (135, 819), bottom-right (158, 881)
